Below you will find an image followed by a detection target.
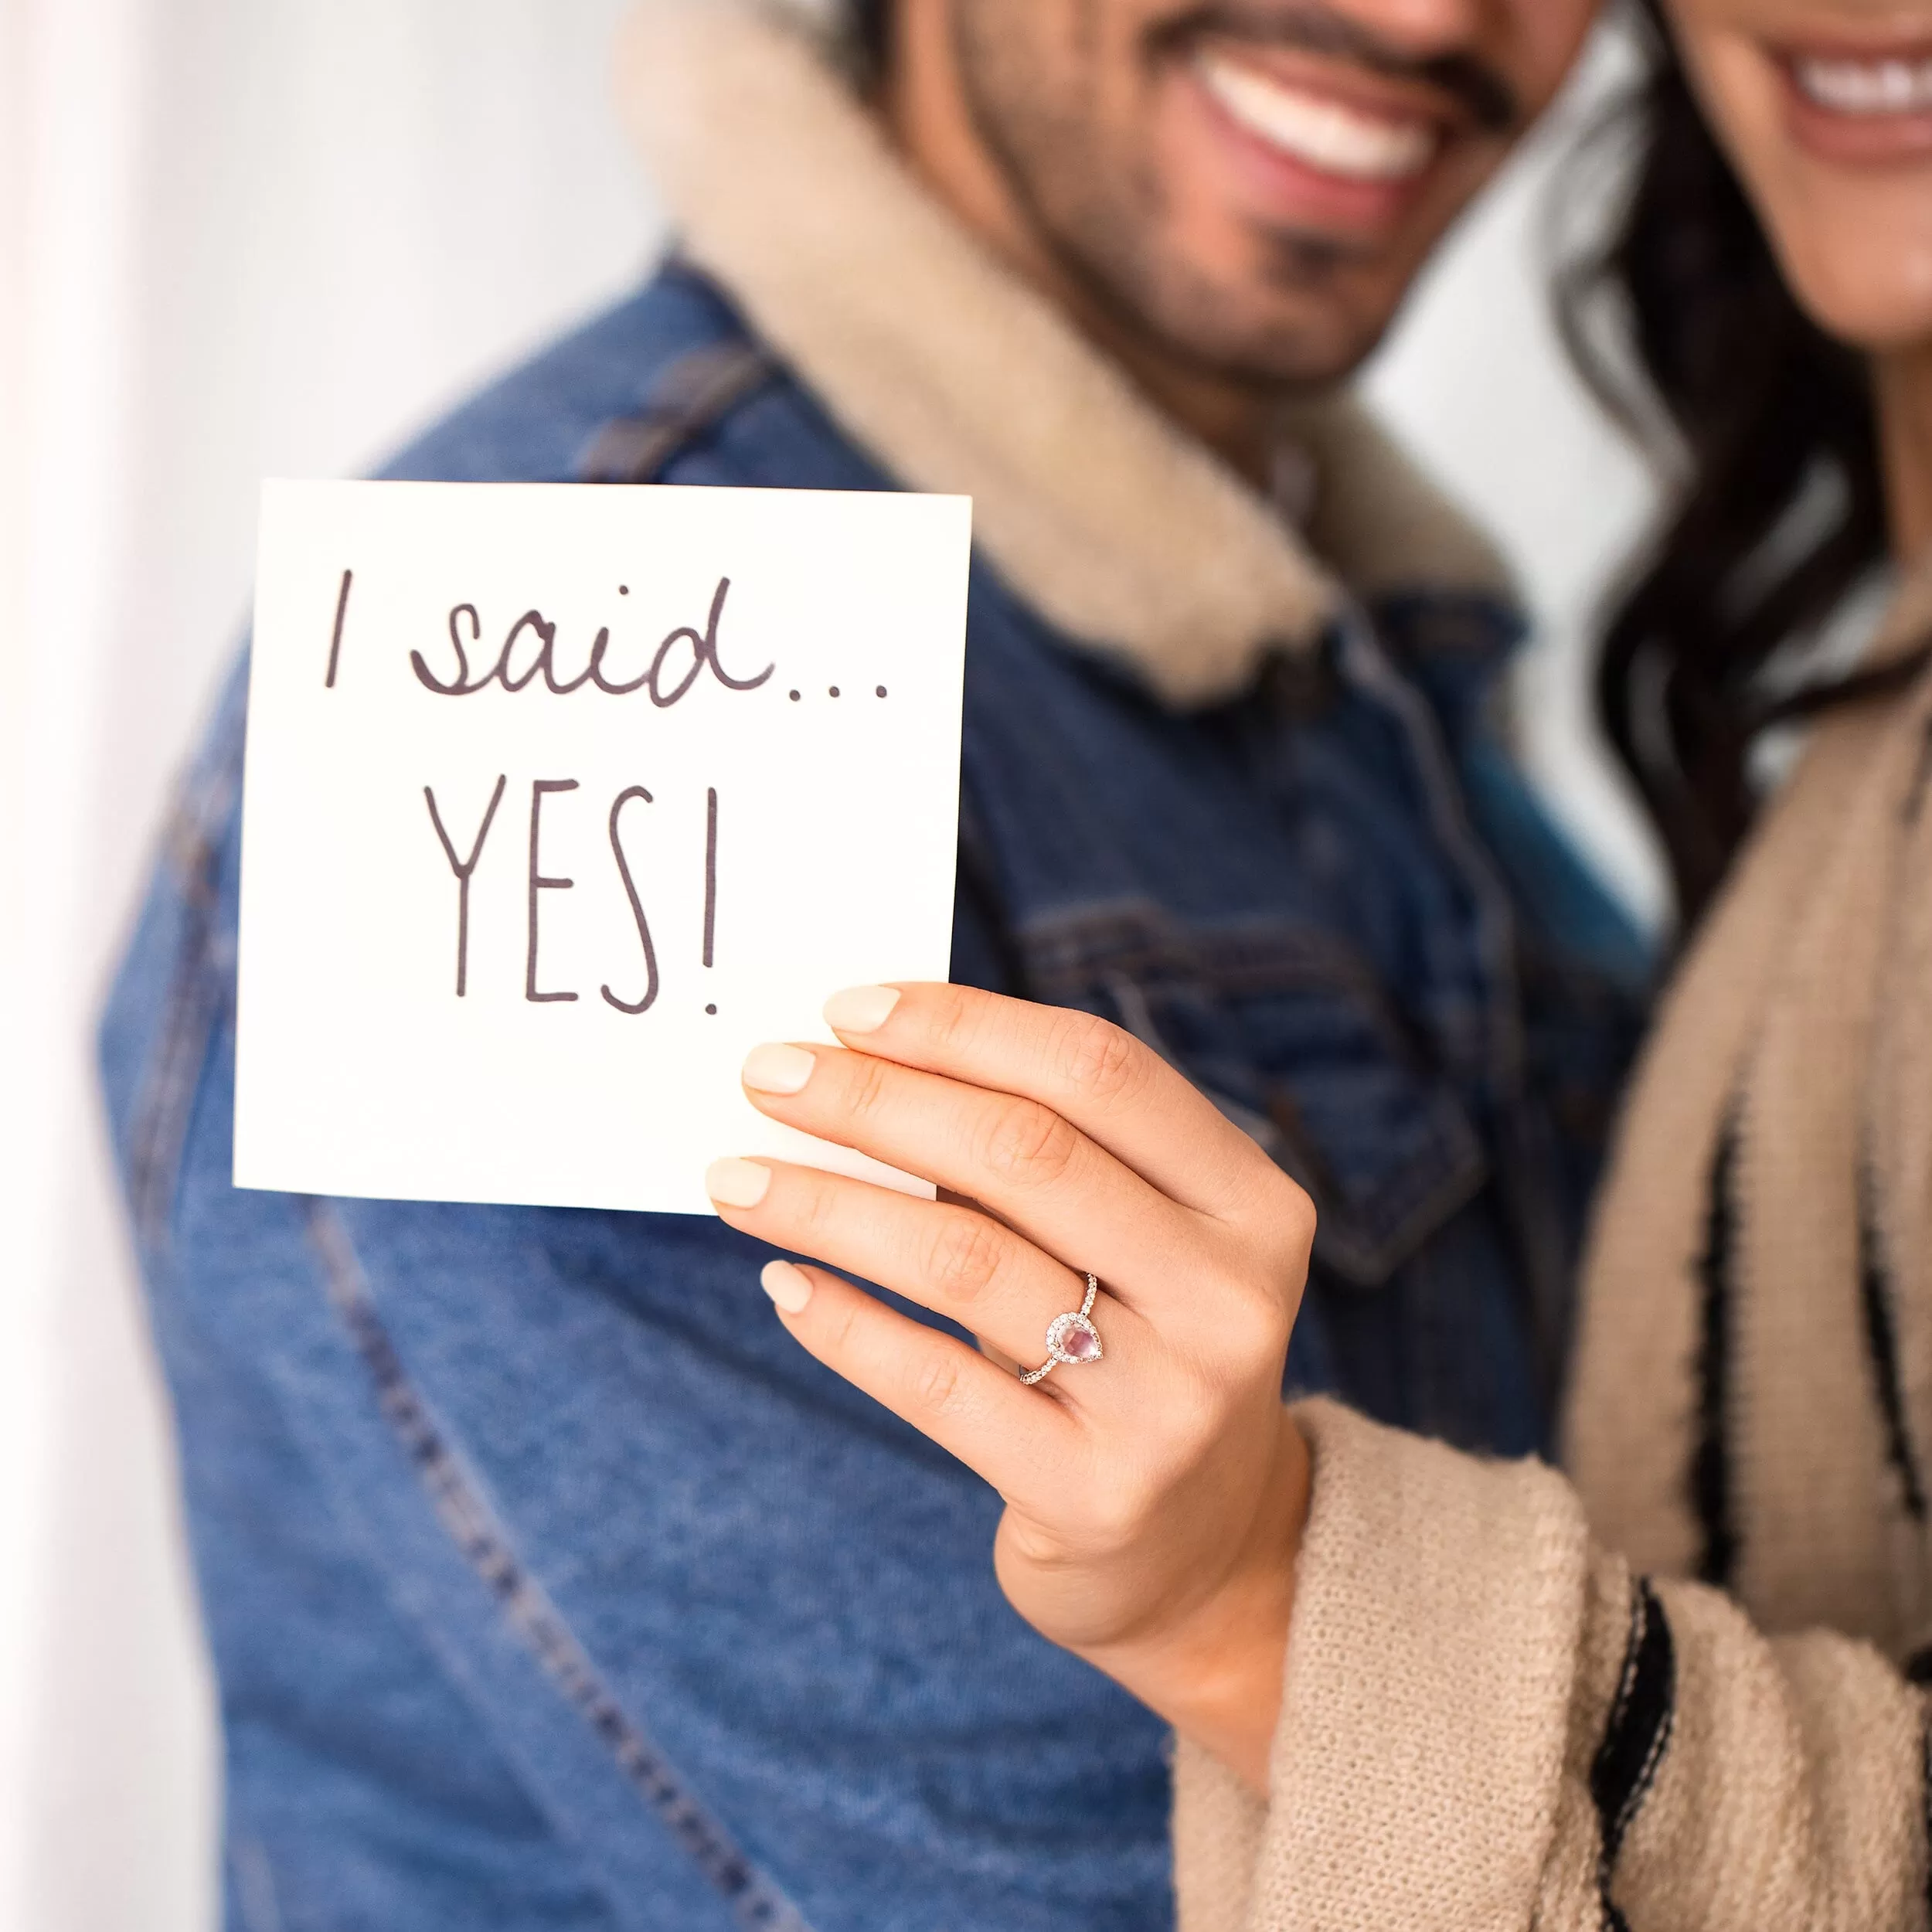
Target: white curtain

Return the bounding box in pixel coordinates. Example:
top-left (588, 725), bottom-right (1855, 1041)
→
top-left (0, 5), bottom-right (656, 1925)
top-left (0, 8), bottom-right (1650, 1928)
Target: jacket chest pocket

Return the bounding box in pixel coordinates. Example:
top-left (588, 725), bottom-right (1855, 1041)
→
top-left (1019, 901), bottom-right (1488, 1287)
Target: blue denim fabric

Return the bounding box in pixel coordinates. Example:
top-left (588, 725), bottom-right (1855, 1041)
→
top-left (100, 264), bottom-right (1647, 1931)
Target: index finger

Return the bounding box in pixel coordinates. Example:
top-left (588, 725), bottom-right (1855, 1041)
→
top-left (819, 983), bottom-right (1279, 1221)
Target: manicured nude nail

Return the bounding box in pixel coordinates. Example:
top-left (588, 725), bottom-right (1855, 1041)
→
top-left (706, 1157), bottom-right (773, 1208)
top-left (823, 985), bottom-right (900, 1035)
top-left (741, 1043), bottom-right (816, 1094)
top-left (761, 1260), bottom-right (814, 1314)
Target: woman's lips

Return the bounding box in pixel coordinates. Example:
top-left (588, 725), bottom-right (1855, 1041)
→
top-left (1781, 43), bottom-right (1932, 164)
top-left (1186, 45), bottom-right (1445, 233)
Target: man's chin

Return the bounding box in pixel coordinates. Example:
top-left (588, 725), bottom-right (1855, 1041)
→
top-left (1042, 204), bottom-right (1404, 399)
top-left (1080, 223), bottom-right (1405, 393)
top-left (1134, 284), bottom-right (1393, 393)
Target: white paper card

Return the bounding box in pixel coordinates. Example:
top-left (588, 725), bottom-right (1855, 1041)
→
top-left (235, 480), bottom-right (971, 1215)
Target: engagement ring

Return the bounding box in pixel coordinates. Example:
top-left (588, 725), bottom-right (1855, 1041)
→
top-left (1019, 1274), bottom-right (1104, 1386)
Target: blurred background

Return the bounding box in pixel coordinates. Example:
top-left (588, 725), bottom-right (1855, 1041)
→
top-left (0, 4), bottom-right (1657, 1927)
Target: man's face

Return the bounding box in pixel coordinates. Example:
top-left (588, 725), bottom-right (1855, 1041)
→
top-left (946, 0), bottom-right (1600, 386)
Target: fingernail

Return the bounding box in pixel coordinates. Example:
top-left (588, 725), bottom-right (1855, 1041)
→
top-left (706, 1157), bottom-right (773, 1208)
top-left (742, 1043), bottom-right (817, 1094)
top-left (824, 985), bottom-right (900, 1035)
top-left (761, 1260), bottom-right (814, 1314)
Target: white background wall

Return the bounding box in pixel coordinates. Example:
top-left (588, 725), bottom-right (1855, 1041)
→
top-left (0, 8), bottom-right (1658, 1928)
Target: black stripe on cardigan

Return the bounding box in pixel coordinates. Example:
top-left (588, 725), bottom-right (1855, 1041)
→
top-left (1693, 1114), bottom-right (1741, 1587)
top-left (1858, 1151), bottom-right (1929, 1522)
top-left (1590, 1579), bottom-right (1678, 1932)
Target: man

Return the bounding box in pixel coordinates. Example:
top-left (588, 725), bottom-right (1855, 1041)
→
top-left (102, 1), bottom-right (1637, 1925)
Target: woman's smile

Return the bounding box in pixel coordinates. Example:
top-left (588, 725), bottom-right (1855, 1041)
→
top-left (1668, 1), bottom-right (1932, 346)
top-left (1780, 33), bottom-right (1932, 161)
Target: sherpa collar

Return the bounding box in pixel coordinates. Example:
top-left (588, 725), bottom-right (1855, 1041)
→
top-left (615, 0), bottom-right (1512, 706)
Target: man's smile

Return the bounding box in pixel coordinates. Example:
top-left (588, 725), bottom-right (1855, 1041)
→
top-left (1189, 43), bottom-right (1441, 185)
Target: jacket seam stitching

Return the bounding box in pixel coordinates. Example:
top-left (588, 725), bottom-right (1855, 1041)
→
top-left (124, 767), bottom-right (238, 1254)
top-left (301, 1197), bottom-right (814, 1932)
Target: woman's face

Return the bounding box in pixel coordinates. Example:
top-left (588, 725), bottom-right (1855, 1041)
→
top-left (1664, 0), bottom-right (1932, 350)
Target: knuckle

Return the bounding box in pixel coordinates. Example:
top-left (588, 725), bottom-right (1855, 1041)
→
top-left (910, 1345), bottom-right (967, 1419)
top-left (1267, 1175), bottom-right (1318, 1268)
top-left (978, 1096), bottom-right (1080, 1189)
top-left (925, 983), bottom-right (982, 1054)
top-left (1213, 1291), bottom-right (1292, 1368)
top-left (1234, 1160), bottom-right (1317, 1269)
top-left (924, 1213), bottom-right (1007, 1304)
top-left (793, 1173), bottom-right (841, 1238)
top-left (1053, 1012), bottom-right (1148, 1109)
top-left (822, 1297), bottom-right (862, 1359)
top-left (842, 1052), bottom-right (893, 1124)
top-left (1230, 1143), bottom-right (1292, 1206)
top-left (1159, 1373), bottom-right (1230, 1451)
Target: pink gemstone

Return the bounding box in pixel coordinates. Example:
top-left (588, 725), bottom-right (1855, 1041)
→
top-left (1061, 1321), bottom-right (1100, 1361)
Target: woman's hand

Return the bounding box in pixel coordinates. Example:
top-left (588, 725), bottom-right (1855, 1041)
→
top-left (704, 982), bottom-right (1315, 1789)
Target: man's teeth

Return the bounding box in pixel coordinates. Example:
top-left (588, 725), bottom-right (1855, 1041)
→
top-left (1194, 51), bottom-right (1437, 185)
top-left (1794, 53), bottom-right (1932, 115)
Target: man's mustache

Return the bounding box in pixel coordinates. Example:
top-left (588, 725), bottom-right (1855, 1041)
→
top-left (1152, 2), bottom-right (1522, 136)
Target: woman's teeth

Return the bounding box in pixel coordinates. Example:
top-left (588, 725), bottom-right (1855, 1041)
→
top-left (1194, 49), bottom-right (1437, 185)
top-left (1794, 53), bottom-right (1932, 116)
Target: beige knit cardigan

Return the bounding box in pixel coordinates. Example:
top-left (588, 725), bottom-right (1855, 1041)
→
top-left (1175, 556), bottom-right (1932, 1930)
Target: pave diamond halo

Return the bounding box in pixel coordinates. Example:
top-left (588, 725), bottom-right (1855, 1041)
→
top-left (1019, 1274), bottom-right (1104, 1386)
top-left (1044, 1311), bottom-right (1102, 1362)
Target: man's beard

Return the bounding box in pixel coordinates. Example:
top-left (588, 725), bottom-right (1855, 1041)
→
top-left (946, 0), bottom-right (1519, 391)
top-left (949, 12), bottom-right (1350, 386)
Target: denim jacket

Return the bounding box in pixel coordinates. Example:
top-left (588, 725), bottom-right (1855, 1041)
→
top-left (101, 264), bottom-right (1645, 1931)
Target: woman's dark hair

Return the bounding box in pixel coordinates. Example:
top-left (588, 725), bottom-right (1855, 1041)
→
top-left (850, 0), bottom-right (892, 73)
top-left (1559, 0), bottom-right (1896, 923)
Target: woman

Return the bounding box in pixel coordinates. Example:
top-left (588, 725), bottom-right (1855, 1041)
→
top-left (706, 0), bottom-right (1932, 1919)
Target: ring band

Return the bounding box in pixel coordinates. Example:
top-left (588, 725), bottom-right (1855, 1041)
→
top-left (1019, 1274), bottom-right (1104, 1385)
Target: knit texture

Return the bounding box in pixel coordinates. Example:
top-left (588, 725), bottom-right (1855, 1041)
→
top-left (1257, 1401), bottom-right (1592, 1928)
